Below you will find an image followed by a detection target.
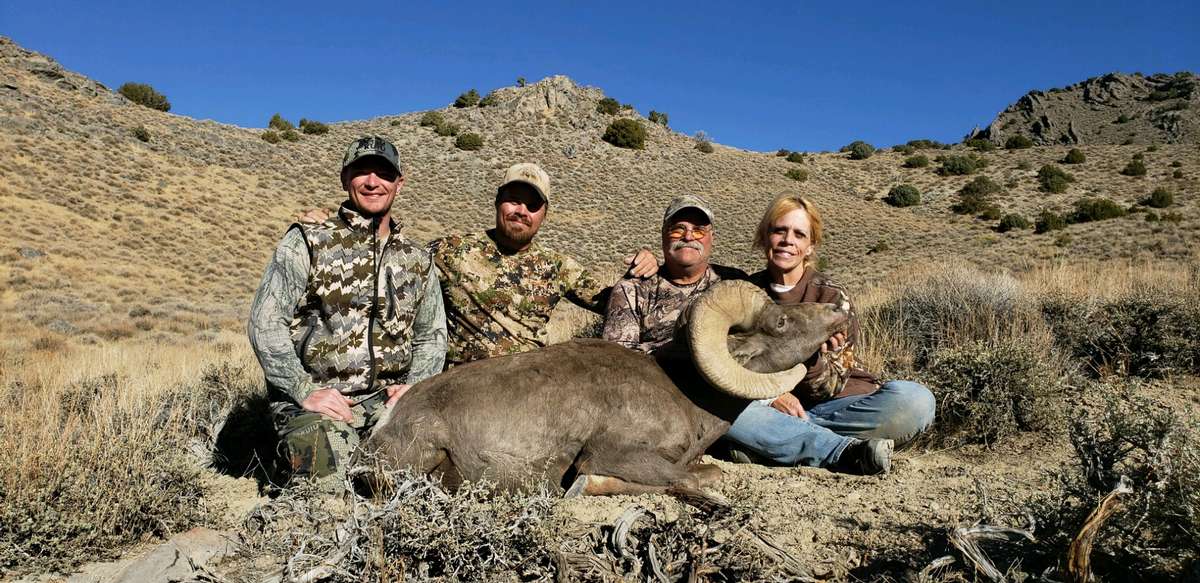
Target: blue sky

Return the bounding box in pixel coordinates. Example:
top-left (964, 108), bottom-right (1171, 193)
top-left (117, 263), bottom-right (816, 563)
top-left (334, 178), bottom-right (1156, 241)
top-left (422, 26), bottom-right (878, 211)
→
top-left (4, 1), bottom-right (1197, 152)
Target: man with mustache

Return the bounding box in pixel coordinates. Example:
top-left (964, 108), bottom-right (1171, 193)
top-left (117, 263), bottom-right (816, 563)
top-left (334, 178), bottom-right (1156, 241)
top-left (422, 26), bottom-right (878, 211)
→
top-left (602, 195), bottom-right (747, 353)
top-left (431, 163), bottom-right (654, 366)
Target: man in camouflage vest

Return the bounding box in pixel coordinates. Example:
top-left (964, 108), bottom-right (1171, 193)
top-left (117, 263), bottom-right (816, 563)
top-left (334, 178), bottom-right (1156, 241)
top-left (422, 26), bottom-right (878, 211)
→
top-left (431, 163), bottom-right (654, 366)
top-left (602, 195), bottom-right (747, 353)
top-left (249, 136), bottom-right (447, 492)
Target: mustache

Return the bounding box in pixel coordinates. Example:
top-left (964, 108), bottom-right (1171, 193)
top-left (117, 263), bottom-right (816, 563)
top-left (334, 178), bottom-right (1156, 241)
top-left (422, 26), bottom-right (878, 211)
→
top-left (503, 213), bottom-right (532, 226)
top-left (670, 241), bottom-right (704, 253)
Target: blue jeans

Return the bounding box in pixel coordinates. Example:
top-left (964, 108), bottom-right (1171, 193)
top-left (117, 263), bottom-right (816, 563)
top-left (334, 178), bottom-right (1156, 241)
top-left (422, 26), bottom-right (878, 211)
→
top-left (724, 380), bottom-right (936, 467)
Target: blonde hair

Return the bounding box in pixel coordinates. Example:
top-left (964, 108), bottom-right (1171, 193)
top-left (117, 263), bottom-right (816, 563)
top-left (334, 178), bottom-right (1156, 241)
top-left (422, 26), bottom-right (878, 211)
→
top-left (753, 194), bottom-right (824, 267)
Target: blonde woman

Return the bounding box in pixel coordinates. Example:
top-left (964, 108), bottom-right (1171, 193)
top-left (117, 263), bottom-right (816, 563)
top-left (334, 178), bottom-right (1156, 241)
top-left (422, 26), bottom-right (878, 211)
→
top-left (723, 194), bottom-right (935, 474)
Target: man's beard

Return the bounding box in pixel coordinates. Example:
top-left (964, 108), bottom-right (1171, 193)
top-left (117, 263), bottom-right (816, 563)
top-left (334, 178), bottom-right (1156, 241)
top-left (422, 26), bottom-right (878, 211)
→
top-left (498, 215), bottom-right (536, 246)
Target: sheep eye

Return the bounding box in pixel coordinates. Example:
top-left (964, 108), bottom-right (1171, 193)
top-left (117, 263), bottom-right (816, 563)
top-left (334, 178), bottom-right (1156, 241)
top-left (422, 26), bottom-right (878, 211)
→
top-left (775, 315), bottom-right (788, 331)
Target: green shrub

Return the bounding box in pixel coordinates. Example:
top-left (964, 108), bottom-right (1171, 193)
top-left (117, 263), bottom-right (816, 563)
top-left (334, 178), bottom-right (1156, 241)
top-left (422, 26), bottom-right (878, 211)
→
top-left (842, 140), bottom-right (875, 160)
top-left (1174, 169), bottom-right (1185, 179)
top-left (1004, 135), bottom-right (1034, 149)
top-left (280, 129), bottom-right (300, 142)
top-left (478, 91), bottom-right (499, 107)
top-left (784, 168), bottom-right (808, 181)
top-left (1170, 160), bottom-right (1182, 167)
top-left (884, 184), bottom-right (920, 207)
top-left (454, 89), bottom-right (480, 108)
top-left (902, 154), bottom-right (929, 168)
top-left (132, 126), bottom-right (150, 142)
top-left (1038, 164), bottom-right (1075, 193)
top-left (117, 82), bottom-right (171, 112)
top-left (516, 77), bottom-right (526, 87)
top-left (1016, 160), bottom-right (1033, 170)
top-left (1133, 152), bottom-right (1145, 161)
top-left (775, 148), bottom-right (790, 157)
top-left (937, 154), bottom-right (985, 175)
top-left (893, 144), bottom-right (915, 155)
top-left (434, 122), bottom-right (460, 137)
top-left (260, 130), bottom-right (281, 144)
top-left (268, 113), bottom-right (294, 131)
top-left (602, 119), bottom-right (646, 149)
top-left (647, 110), bottom-right (668, 126)
top-left (419, 111), bottom-right (444, 127)
top-left (977, 205), bottom-right (1002, 220)
top-left (454, 132), bottom-right (483, 151)
top-left (1028, 387), bottom-right (1200, 580)
top-left (1146, 144), bottom-right (1159, 152)
top-left (298, 118), bottom-right (329, 135)
top-left (1115, 113), bottom-right (1132, 124)
top-left (964, 138), bottom-right (997, 152)
top-left (920, 342), bottom-right (1064, 445)
top-left (785, 152), bottom-right (805, 164)
top-left (960, 175), bottom-right (1004, 198)
top-left (905, 138), bottom-right (945, 150)
top-left (997, 213), bottom-right (1030, 232)
top-left (1069, 197), bottom-right (1126, 223)
top-left (695, 140), bottom-right (714, 154)
top-left (1034, 210), bottom-right (1067, 233)
top-left (596, 97), bottom-right (621, 115)
top-left (1145, 187), bottom-right (1174, 208)
top-left (1062, 148), bottom-right (1086, 164)
top-left (1120, 158), bottom-right (1148, 176)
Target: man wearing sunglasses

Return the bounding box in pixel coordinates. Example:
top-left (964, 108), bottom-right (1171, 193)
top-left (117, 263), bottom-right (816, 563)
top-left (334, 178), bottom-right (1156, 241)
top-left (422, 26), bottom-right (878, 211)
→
top-left (602, 195), bottom-right (747, 353)
top-left (431, 163), bottom-right (656, 366)
top-left (249, 136), bottom-right (447, 492)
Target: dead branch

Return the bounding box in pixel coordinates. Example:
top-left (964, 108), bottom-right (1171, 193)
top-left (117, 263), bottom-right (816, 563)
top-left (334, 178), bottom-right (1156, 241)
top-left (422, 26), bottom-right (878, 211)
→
top-left (1066, 475), bottom-right (1134, 583)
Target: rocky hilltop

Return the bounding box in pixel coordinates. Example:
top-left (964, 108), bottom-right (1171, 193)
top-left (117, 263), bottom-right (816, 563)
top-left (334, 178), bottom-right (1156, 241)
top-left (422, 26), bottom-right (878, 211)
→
top-left (969, 71), bottom-right (1199, 145)
top-left (0, 37), bottom-right (1195, 344)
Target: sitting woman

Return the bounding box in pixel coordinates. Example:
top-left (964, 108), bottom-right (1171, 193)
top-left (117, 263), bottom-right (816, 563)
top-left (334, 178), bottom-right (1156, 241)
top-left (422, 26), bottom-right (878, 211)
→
top-left (724, 193), bottom-right (935, 474)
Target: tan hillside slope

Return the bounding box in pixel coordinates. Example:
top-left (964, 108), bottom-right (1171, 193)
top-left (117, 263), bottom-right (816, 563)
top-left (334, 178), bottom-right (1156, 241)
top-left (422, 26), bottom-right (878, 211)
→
top-left (0, 36), bottom-right (1197, 346)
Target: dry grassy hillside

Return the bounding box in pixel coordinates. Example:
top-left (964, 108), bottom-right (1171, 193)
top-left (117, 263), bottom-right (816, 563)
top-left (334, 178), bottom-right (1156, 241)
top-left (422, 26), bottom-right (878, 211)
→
top-left (1, 36), bottom-right (1197, 350)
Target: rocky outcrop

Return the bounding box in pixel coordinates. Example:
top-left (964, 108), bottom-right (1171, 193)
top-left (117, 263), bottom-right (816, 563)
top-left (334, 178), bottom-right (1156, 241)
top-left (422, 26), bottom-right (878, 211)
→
top-left (968, 72), bottom-right (1198, 145)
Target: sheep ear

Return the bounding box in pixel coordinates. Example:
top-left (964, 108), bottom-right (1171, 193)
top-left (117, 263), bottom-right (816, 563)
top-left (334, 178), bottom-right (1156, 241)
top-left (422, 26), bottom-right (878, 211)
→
top-left (727, 336), bottom-right (765, 364)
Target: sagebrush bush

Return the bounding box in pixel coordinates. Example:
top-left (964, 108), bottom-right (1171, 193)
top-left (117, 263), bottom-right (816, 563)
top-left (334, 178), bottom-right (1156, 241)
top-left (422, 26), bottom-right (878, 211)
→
top-left (1029, 386), bottom-right (1199, 580)
top-left (1174, 169), bottom-right (1185, 179)
top-left (299, 118), bottom-right (329, 135)
top-left (434, 121), bottom-right (461, 137)
top-left (268, 113), bottom-right (294, 131)
top-left (920, 341), bottom-right (1065, 445)
top-left (906, 138), bottom-right (944, 150)
top-left (862, 266), bottom-right (1048, 371)
top-left (261, 130), bottom-right (281, 144)
top-left (902, 154), bottom-right (929, 168)
top-left (784, 168), bottom-right (808, 181)
top-left (775, 148), bottom-right (790, 157)
top-left (1038, 164), bottom-right (1075, 193)
top-left (1062, 148), bottom-right (1086, 164)
top-left (843, 140), bottom-right (875, 160)
top-left (965, 138), bottom-right (997, 152)
top-left (419, 111), bottom-right (444, 127)
top-left (885, 184), bottom-right (920, 207)
top-left (1069, 197), bottom-right (1126, 223)
top-left (478, 91), bottom-right (499, 107)
top-left (785, 152), bottom-right (805, 164)
top-left (937, 154), bottom-right (985, 176)
top-left (117, 82), bottom-right (170, 111)
top-left (596, 97), bottom-right (621, 115)
top-left (695, 140), bottom-right (714, 154)
top-left (1120, 158), bottom-right (1147, 177)
top-left (1004, 135), bottom-right (1034, 149)
top-left (280, 128), bottom-right (300, 142)
top-left (997, 213), bottom-right (1030, 232)
top-left (953, 176), bottom-right (1003, 215)
top-left (1035, 210), bottom-right (1068, 233)
top-left (132, 125), bottom-right (150, 142)
top-left (454, 132), bottom-right (484, 151)
top-left (1145, 186), bottom-right (1174, 208)
top-left (1042, 290), bottom-right (1200, 377)
top-left (454, 89), bottom-right (480, 108)
top-left (602, 119), bottom-right (646, 149)
top-left (648, 110), bottom-right (668, 126)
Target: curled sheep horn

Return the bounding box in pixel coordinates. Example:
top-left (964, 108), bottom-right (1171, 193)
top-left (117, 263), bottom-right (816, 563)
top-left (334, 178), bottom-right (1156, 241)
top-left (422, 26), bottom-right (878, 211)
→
top-left (686, 280), bottom-right (808, 399)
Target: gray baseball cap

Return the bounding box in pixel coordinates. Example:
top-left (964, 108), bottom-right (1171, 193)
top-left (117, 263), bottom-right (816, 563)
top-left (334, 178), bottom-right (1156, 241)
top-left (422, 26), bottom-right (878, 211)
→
top-left (341, 135), bottom-right (402, 177)
top-left (663, 194), bottom-right (715, 225)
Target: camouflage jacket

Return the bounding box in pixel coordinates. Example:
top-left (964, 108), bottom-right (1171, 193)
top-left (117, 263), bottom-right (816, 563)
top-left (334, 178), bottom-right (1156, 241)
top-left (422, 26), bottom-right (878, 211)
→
top-left (249, 203), bottom-right (447, 403)
top-left (748, 269), bottom-right (879, 405)
top-left (430, 230), bottom-right (605, 366)
top-left (602, 264), bottom-right (748, 354)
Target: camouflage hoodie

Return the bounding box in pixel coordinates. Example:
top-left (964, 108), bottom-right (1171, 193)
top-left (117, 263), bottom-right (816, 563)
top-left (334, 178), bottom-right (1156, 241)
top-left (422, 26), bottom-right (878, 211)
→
top-left (249, 202), bottom-right (447, 403)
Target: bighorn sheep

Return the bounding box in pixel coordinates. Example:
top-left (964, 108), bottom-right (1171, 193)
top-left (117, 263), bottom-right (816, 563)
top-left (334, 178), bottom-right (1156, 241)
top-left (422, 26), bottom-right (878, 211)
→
top-left (356, 281), bottom-right (848, 499)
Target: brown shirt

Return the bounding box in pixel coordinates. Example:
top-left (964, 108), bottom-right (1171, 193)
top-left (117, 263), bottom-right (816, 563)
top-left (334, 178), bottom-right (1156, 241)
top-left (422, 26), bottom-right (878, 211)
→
top-left (748, 269), bottom-right (880, 405)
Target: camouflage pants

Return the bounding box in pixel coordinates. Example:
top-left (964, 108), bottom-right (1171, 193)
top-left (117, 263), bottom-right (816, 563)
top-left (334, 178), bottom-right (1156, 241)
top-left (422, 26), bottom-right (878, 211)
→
top-left (271, 392), bottom-right (390, 493)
